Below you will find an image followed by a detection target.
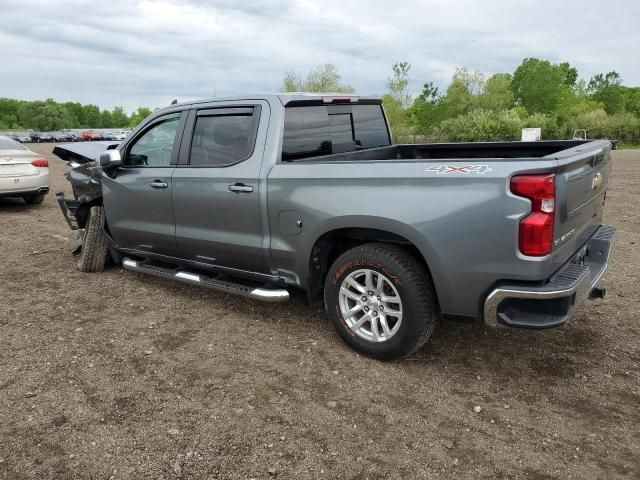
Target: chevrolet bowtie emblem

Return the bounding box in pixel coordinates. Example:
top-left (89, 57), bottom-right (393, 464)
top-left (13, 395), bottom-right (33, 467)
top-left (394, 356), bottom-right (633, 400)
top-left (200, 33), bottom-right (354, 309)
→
top-left (592, 172), bottom-right (602, 190)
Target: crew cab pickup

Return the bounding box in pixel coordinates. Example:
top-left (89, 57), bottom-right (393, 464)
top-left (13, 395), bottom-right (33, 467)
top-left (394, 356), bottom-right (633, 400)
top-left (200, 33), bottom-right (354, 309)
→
top-left (56, 93), bottom-right (616, 359)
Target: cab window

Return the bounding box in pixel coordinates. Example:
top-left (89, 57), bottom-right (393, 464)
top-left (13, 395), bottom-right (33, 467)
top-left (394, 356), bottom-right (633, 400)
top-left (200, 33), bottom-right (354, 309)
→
top-left (125, 117), bottom-right (181, 167)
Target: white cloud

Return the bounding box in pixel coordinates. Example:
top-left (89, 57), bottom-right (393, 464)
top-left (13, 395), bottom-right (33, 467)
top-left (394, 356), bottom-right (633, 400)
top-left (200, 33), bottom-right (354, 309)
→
top-left (1, 0), bottom-right (638, 112)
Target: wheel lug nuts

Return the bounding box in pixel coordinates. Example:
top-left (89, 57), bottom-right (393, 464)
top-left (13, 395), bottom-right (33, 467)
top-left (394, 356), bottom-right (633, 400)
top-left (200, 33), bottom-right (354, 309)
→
top-left (364, 307), bottom-right (369, 312)
top-left (372, 311), bottom-right (378, 317)
top-left (377, 295), bottom-right (381, 300)
top-left (379, 305), bottom-right (384, 311)
top-left (368, 291), bottom-right (374, 296)
top-left (361, 296), bottom-right (367, 302)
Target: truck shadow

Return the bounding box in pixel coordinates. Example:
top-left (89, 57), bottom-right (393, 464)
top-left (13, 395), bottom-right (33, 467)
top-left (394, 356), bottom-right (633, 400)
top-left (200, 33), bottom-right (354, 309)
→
top-left (115, 266), bottom-right (603, 385)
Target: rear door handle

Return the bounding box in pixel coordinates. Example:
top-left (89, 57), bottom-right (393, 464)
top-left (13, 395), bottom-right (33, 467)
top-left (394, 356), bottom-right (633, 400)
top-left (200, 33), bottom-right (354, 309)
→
top-left (149, 181), bottom-right (168, 189)
top-left (228, 183), bottom-right (254, 193)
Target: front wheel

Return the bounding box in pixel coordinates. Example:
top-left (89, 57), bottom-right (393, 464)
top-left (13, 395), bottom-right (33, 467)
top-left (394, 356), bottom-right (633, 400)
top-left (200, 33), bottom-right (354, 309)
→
top-left (324, 243), bottom-right (439, 360)
top-left (77, 206), bottom-right (109, 272)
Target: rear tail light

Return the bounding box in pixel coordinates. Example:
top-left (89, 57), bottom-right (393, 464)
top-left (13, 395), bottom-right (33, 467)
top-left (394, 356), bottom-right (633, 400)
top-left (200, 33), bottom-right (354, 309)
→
top-left (510, 174), bottom-right (556, 256)
top-left (31, 159), bottom-right (49, 168)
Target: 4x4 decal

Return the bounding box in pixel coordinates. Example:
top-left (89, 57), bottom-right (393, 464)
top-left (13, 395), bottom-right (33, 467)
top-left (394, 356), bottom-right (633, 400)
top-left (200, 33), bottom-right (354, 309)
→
top-left (425, 165), bottom-right (493, 174)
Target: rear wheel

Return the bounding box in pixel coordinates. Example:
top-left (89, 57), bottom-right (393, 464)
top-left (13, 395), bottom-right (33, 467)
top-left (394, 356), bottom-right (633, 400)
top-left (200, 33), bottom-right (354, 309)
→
top-left (324, 243), bottom-right (439, 360)
top-left (23, 194), bottom-right (45, 205)
top-left (77, 206), bottom-right (109, 273)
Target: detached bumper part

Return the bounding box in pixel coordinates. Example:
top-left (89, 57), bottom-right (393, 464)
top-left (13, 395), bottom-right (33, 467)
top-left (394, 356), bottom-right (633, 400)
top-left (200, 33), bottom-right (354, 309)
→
top-left (484, 225), bottom-right (616, 329)
top-left (56, 192), bottom-right (81, 230)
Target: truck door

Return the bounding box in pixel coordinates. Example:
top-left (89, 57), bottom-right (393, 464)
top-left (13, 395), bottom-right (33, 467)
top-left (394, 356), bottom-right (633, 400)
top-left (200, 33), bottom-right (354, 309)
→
top-left (171, 103), bottom-right (269, 273)
top-left (102, 112), bottom-right (186, 255)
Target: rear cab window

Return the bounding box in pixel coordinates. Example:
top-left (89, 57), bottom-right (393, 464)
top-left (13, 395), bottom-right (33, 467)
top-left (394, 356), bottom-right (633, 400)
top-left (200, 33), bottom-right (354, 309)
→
top-left (282, 104), bottom-right (391, 161)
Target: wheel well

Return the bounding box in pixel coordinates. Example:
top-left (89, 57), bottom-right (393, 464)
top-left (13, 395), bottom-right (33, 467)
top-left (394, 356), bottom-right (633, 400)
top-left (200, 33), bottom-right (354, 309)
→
top-left (75, 198), bottom-right (103, 230)
top-left (308, 228), bottom-right (430, 304)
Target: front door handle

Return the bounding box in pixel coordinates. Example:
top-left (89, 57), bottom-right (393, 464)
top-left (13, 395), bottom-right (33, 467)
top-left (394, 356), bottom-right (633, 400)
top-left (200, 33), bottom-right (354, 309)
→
top-left (149, 181), bottom-right (168, 189)
top-left (228, 183), bottom-right (254, 193)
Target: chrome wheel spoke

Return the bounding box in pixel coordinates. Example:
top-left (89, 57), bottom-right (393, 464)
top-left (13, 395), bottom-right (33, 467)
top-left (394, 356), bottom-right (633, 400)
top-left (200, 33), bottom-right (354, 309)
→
top-left (375, 273), bottom-right (384, 294)
top-left (340, 287), bottom-right (362, 302)
top-left (345, 303), bottom-right (363, 318)
top-left (370, 315), bottom-right (381, 341)
top-left (380, 294), bottom-right (399, 303)
top-left (364, 270), bottom-right (374, 291)
top-left (379, 314), bottom-right (393, 338)
top-left (346, 278), bottom-right (366, 294)
top-left (352, 313), bottom-right (371, 329)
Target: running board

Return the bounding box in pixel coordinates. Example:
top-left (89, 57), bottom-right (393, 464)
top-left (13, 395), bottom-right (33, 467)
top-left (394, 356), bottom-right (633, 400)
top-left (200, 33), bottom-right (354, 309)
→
top-left (122, 258), bottom-right (289, 303)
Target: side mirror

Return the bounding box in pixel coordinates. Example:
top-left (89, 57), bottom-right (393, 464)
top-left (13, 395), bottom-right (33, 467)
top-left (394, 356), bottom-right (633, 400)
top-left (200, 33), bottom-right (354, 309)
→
top-left (99, 150), bottom-right (122, 169)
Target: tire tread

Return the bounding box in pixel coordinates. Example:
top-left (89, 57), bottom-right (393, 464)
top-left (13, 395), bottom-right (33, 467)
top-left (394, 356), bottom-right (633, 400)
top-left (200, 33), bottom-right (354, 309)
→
top-left (77, 206), bottom-right (109, 273)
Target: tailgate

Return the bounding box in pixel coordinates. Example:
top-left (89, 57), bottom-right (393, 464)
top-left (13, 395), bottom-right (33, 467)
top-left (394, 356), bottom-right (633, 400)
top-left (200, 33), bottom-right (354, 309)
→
top-left (552, 140), bottom-right (611, 260)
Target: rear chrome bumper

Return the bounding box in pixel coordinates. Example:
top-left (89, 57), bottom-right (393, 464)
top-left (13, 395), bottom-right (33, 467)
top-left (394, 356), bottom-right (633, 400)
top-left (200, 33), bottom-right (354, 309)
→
top-left (484, 225), bottom-right (616, 329)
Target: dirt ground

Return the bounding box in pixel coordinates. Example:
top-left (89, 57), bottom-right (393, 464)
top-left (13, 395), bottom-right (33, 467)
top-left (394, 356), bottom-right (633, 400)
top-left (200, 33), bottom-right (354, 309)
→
top-left (0, 144), bottom-right (638, 480)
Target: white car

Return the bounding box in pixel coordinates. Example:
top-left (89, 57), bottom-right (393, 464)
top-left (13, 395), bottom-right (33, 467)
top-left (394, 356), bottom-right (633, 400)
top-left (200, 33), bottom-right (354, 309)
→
top-left (0, 135), bottom-right (49, 205)
top-left (113, 131), bottom-right (128, 141)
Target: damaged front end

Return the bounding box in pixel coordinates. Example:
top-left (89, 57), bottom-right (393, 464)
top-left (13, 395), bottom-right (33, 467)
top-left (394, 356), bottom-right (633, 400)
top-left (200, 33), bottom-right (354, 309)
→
top-left (54, 142), bottom-right (119, 253)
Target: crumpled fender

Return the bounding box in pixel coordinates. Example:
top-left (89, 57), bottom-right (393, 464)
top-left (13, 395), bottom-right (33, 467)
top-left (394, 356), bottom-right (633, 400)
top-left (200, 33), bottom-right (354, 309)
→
top-left (53, 141), bottom-right (119, 203)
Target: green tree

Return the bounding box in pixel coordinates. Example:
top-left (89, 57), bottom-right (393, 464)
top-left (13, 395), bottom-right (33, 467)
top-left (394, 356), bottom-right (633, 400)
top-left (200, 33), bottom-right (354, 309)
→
top-left (82, 104), bottom-right (101, 128)
top-left (17, 99), bottom-right (72, 131)
top-left (100, 110), bottom-right (113, 128)
top-left (111, 106), bottom-right (129, 127)
top-left (282, 64), bottom-right (354, 93)
top-left (478, 73), bottom-right (514, 111)
top-left (129, 107), bottom-right (153, 127)
top-left (587, 71), bottom-right (627, 114)
top-left (512, 58), bottom-right (576, 114)
top-left (0, 98), bottom-right (24, 129)
top-left (382, 62), bottom-right (413, 141)
top-left (411, 81), bottom-right (442, 134)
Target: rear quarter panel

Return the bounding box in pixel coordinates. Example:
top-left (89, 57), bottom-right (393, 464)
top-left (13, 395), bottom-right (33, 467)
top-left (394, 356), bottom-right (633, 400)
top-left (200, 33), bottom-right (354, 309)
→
top-left (268, 157), bottom-right (562, 317)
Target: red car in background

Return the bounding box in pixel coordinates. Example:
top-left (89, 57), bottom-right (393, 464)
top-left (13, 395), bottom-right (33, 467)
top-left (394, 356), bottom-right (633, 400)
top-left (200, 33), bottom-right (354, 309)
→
top-left (80, 131), bottom-right (101, 141)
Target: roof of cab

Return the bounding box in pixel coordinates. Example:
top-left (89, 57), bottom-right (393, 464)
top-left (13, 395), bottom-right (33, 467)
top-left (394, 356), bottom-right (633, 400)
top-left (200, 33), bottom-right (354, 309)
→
top-left (158, 93), bottom-right (382, 112)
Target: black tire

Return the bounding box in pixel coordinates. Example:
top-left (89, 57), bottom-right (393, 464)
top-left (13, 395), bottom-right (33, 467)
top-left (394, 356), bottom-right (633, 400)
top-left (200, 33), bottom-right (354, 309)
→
top-left (77, 206), bottom-right (109, 273)
top-left (23, 194), bottom-right (45, 205)
top-left (324, 243), bottom-right (439, 360)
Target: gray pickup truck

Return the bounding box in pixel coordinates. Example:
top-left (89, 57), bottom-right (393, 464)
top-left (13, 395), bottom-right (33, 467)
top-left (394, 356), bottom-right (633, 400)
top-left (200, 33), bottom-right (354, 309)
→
top-left (56, 93), bottom-right (616, 359)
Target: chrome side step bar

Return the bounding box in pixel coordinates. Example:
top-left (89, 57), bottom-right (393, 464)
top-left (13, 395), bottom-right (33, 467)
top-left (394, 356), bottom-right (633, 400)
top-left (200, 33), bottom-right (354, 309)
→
top-left (122, 258), bottom-right (289, 303)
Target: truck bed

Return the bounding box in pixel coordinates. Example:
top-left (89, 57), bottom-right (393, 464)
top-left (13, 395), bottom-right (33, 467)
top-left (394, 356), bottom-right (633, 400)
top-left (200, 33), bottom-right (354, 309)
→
top-left (287, 140), bottom-right (592, 162)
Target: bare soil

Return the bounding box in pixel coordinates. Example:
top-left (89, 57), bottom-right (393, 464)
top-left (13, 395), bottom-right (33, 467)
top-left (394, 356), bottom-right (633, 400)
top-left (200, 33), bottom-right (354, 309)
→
top-left (0, 144), bottom-right (638, 480)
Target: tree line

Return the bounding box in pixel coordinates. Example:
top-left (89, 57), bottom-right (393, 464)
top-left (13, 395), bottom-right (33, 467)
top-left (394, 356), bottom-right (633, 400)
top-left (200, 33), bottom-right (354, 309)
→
top-left (3, 58), bottom-right (638, 144)
top-left (284, 60), bottom-right (640, 146)
top-left (0, 98), bottom-right (154, 131)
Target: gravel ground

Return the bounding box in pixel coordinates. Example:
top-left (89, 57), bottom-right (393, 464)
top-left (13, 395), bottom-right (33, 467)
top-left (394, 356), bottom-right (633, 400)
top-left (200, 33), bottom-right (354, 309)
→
top-left (0, 144), bottom-right (638, 480)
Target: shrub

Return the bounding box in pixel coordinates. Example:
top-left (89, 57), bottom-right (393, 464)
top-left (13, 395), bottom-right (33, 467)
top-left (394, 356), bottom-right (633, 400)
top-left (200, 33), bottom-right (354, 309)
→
top-left (433, 109), bottom-right (522, 142)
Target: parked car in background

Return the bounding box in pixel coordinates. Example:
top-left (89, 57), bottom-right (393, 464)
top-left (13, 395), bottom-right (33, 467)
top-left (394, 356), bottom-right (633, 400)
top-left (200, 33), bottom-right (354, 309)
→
top-left (31, 131), bottom-right (53, 143)
top-left (16, 132), bottom-right (32, 143)
top-left (113, 131), bottom-right (128, 141)
top-left (51, 131), bottom-right (75, 142)
top-left (0, 135), bottom-right (49, 204)
top-left (100, 131), bottom-right (116, 141)
top-left (80, 131), bottom-right (101, 141)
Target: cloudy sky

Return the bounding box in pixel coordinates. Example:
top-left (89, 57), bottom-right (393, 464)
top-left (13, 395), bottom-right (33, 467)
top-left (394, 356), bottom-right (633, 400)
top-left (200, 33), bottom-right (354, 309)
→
top-left (1, 0), bottom-right (638, 112)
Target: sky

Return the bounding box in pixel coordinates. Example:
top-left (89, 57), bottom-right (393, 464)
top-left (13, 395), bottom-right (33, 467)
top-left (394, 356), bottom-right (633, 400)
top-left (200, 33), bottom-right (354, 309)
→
top-left (1, 0), bottom-right (639, 113)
